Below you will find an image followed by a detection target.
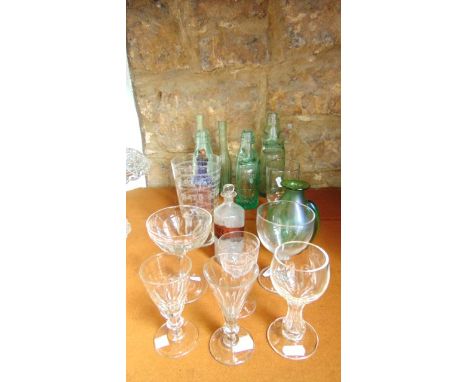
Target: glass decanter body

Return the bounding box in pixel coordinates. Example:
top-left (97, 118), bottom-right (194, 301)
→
top-left (235, 130), bottom-right (259, 210)
top-left (218, 121), bottom-right (231, 190)
top-left (259, 112), bottom-right (285, 196)
top-left (214, 184), bottom-right (245, 243)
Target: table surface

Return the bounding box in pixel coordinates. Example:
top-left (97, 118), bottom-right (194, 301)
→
top-left (127, 187), bottom-right (341, 382)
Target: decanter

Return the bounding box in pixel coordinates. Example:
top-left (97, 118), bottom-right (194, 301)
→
top-left (235, 130), bottom-right (259, 209)
top-left (214, 184), bottom-right (245, 241)
top-left (218, 120), bottom-right (231, 190)
top-left (258, 112), bottom-right (285, 196)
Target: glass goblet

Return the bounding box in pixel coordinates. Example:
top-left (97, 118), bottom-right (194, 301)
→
top-left (203, 254), bottom-right (259, 366)
top-left (139, 252), bottom-right (198, 358)
top-left (215, 231), bottom-right (260, 318)
top-left (146, 205), bottom-right (212, 303)
top-left (256, 200), bottom-right (316, 293)
top-left (268, 242), bottom-right (330, 360)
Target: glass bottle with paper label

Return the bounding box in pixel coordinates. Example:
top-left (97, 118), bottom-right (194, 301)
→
top-left (214, 184), bottom-right (245, 243)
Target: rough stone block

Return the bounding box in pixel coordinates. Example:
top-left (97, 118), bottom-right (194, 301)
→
top-left (126, 1), bottom-right (191, 73)
top-left (132, 68), bottom-right (266, 187)
top-left (267, 47), bottom-right (340, 115)
top-left (270, 0), bottom-right (340, 60)
top-left (181, 0), bottom-right (270, 71)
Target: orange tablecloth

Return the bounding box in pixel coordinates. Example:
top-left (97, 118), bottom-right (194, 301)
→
top-left (127, 187), bottom-right (341, 381)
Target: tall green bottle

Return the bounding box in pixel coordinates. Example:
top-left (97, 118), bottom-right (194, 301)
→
top-left (235, 130), bottom-right (259, 210)
top-left (218, 121), bottom-right (231, 190)
top-left (193, 114), bottom-right (214, 175)
top-left (193, 114), bottom-right (213, 185)
top-left (258, 112), bottom-right (285, 196)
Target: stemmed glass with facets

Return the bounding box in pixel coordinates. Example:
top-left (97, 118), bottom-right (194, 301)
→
top-left (215, 231), bottom-right (260, 318)
top-left (203, 254), bottom-right (259, 366)
top-left (146, 205), bottom-right (212, 303)
top-left (268, 242), bottom-right (330, 360)
top-left (256, 200), bottom-right (316, 293)
top-left (139, 252), bottom-right (198, 358)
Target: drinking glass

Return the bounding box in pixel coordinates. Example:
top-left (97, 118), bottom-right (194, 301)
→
top-left (256, 200), bottom-right (316, 293)
top-left (171, 153), bottom-right (221, 246)
top-left (268, 242), bottom-right (330, 360)
top-left (266, 159), bottom-right (301, 202)
top-left (139, 252), bottom-right (198, 358)
top-left (215, 231), bottom-right (260, 318)
top-left (203, 254), bottom-right (259, 366)
top-left (146, 205), bottom-right (212, 303)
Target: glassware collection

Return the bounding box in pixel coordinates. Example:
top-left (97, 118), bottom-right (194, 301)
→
top-left (133, 112), bottom-right (330, 365)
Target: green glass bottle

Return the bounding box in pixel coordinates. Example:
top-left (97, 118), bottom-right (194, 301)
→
top-left (235, 130), bottom-right (259, 210)
top-left (218, 121), bottom-right (231, 190)
top-left (259, 112), bottom-right (285, 196)
top-left (193, 114), bottom-right (214, 175)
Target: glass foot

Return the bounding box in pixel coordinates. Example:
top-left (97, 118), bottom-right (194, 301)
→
top-left (267, 317), bottom-right (319, 360)
top-left (209, 326), bottom-right (255, 366)
top-left (257, 266), bottom-right (277, 293)
top-left (238, 298), bottom-right (256, 319)
top-left (186, 273), bottom-right (207, 304)
top-left (153, 320), bottom-right (198, 358)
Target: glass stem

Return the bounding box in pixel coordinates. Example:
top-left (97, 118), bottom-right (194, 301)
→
top-left (282, 302), bottom-right (306, 341)
top-left (166, 312), bottom-right (185, 342)
top-left (222, 318), bottom-right (239, 348)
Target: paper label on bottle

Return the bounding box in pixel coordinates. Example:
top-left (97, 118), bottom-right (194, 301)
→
top-left (232, 335), bottom-right (254, 353)
top-left (214, 224), bottom-right (244, 238)
top-left (282, 345), bottom-right (306, 357)
top-left (154, 334), bottom-right (170, 349)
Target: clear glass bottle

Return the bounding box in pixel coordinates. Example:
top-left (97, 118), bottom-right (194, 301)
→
top-left (259, 112), bottom-right (285, 196)
top-left (218, 121), bottom-right (231, 190)
top-left (214, 184), bottom-right (245, 242)
top-left (235, 130), bottom-right (259, 210)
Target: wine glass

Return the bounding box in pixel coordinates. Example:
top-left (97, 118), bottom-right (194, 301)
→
top-left (139, 252), bottom-right (198, 358)
top-left (256, 200), bottom-right (316, 293)
top-left (215, 231), bottom-right (260, 318)
top-left (268, 242), bottom-right (330, 360)
top-left (146, 205), bottom-right (212, 303)
top-left (203, 254), bottom-right (259, 366)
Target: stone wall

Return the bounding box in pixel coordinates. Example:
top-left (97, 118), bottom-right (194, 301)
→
top-left (127, 0), bottom-right (340, 188)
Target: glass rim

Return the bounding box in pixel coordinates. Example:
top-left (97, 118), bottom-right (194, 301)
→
top-left (256, 200), bottom-right (316, 227)
top-left (273, 241), bottom-right (330, 273)
top-left (146, 205), bottom-right (213, 240)
top-left (217, 231), bottom-right (260, 252)
top-left (139, 252), bottom-right (192, 286)
top-left (203, 254), bottom-right (259, 289)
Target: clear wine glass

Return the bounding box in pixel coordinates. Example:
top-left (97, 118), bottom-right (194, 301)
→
top-left (146, 205), bottom-right (212, 303)
top-left (203, 254), bottom-right (259, 366)
top-left (215, 231), bottom-right (260, 318)
top-left (256, 200), bottom-right (316, 293)
top-left (139, 252), bottom-right (198, 358)
top-left (268, 241), bottom-right (330, 360)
